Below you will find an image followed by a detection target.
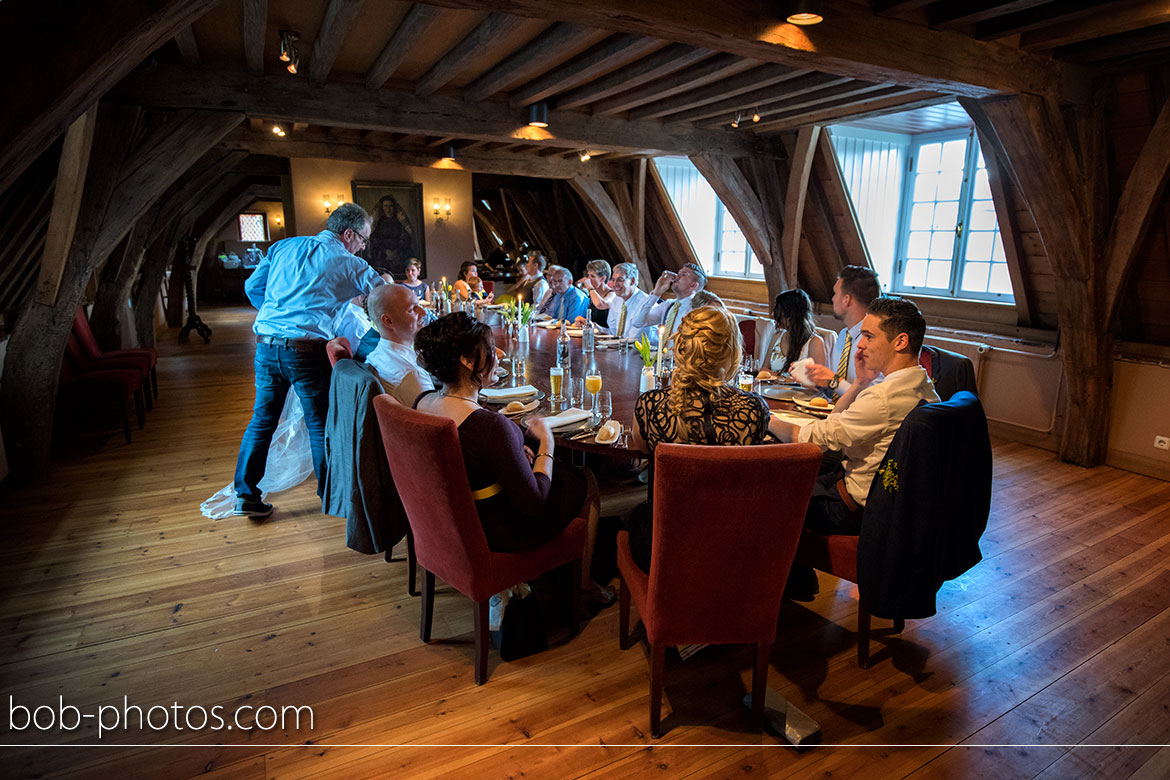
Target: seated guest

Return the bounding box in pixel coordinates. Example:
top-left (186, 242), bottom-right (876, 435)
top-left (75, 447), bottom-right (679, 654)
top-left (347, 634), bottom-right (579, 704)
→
top-left (577, 259), bottom-right (613, 324)
top-left (764, 289), bottom-right (827, 373)
top-left (804, 265), bottom-right (880, 398)
top-left (769, 296), bottom-right (940, 598)
top-left (466, 274), bottom-right (493, 302)
top-left (573, 262), bottom-right (652, 339)
top-left (413, 313), bottom-right (613, 603)
top-left (513, 250), bottom-right (549, 306)
top-left (401, 258), bottom-right (431, 304)
top-left (632, 262), bottom-right (707, 341)
top-left (627, 305), bottom-right (770, 573)
top-left (536, 265), bottom-right (589, 322)
top-left (453, 261), bottom-right (493, 303)
top-left (364, 284), bottom-right (434, 406)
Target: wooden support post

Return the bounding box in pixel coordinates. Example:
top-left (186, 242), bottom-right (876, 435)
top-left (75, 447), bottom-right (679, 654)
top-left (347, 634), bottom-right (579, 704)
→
top-left (781, 126), bottom-right (820, 289)
top-left (35, 108), bottom-right (97, 306)
top-left (633, 159), bottom-right (647, 261)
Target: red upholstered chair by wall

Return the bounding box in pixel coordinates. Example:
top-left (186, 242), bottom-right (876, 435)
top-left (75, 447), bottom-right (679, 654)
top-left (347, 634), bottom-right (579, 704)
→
top-left (617, 442), bottom-right (821, 737)
top-left (372, 395), bottom-right (587, 685)
top-left (63, 332), bottom-right (147, 430)
top-left (738, 318), bottom-right (756, 362)
top-left (72, 308), bottom-right (158, 400)
top-left (481, 280), bottom-right (495, 296)
top-left (325, 337), bottom-right (353, 367)
top-left (58, 354), bottom-right (145, 444)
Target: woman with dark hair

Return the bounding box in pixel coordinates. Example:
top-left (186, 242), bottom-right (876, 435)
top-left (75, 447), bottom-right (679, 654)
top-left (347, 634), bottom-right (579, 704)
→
top-left (452, 261), bottom-right (493, 303)
top-left (413, 313), bottom-right (612, 602)
top-left (764, 289), bottom-right (827, 374)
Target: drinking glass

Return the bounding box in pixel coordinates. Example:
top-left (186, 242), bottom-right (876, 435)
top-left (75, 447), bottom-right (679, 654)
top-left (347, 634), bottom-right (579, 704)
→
top-left (512, 355), bottom-right (526, 383)
top-left (585, 371), bottom-right (603, 421)
top-left (570, 378), bottom-right (585, 408)
top-left (597, 391), bottom-right (612, 421)
top-left (549, 366), bottom-right (564, 402)
top-left (737, 372), bottom-right (754, 393)
top-left (742, 355), bottom-right (757, 375)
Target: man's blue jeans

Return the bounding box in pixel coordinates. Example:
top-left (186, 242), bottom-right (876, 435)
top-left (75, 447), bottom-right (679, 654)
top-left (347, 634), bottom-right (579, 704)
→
top-left (234, 343), bottom-right (330, 501)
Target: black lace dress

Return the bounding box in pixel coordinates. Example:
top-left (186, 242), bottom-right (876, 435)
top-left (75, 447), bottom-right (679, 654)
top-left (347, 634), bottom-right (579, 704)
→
top-left (627, 386), bottom-right (770, 572)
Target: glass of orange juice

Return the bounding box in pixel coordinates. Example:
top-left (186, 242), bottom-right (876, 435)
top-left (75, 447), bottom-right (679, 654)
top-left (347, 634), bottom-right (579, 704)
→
top-left (585, 371), bottom-right (602, 421)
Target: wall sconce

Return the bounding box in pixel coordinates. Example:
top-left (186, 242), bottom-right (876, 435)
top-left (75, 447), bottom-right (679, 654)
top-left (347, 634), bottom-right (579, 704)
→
top-left (280, 31), bottom-right (301, 73)
top-left (578, 150), bottom-right (592, 162)
top-left (433, 197), bottom-right (452, 222)
top-left (528, 102), bottom-right (549, 128)
top-left (271, 124), bottom-right (287, 137)
top-left (786, 0), bottom-right (824, 25)
top-left (323, 194), bottom-right (344, 214)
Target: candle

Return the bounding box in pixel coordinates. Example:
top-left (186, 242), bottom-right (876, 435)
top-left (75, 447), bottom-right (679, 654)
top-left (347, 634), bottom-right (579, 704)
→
top-left (656, 325), bottom-right (665, 377)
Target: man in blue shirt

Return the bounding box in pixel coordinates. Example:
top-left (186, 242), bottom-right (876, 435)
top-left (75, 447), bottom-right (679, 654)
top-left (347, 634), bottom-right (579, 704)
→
top-left (233, 203), bottom-right (386, 519)
top-left (536, 265), bottom-right (589, 322)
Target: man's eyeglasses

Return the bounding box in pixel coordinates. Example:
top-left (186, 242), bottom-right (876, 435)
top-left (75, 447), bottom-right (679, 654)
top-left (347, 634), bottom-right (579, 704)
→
top-left (351, 229), bottom-right (370, 246)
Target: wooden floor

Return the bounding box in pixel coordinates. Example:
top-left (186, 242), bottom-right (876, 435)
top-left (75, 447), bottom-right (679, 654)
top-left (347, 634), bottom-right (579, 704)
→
top-left (2, 306), bottom-right (1169, 779)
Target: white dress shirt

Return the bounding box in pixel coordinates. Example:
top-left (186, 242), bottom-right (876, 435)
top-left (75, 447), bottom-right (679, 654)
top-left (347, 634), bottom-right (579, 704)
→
top-left (633, 292), bottom-right (697, 339)
top-left (365, 338), bottom-right (435, 407)
top-left (798, 365), bottom-right (940, 506)
top-left (605, 289), bottom-right (653, 338)
top-left (827, 319), bottom-right (864, 394)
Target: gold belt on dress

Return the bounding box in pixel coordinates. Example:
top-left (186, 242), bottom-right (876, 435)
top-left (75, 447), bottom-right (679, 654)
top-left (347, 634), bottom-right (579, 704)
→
top-left (470, 482), bottom-right (502, 501)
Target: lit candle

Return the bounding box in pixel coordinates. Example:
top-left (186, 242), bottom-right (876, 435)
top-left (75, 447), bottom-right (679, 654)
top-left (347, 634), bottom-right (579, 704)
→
top-left (656, 325), bottom-right (665, 377)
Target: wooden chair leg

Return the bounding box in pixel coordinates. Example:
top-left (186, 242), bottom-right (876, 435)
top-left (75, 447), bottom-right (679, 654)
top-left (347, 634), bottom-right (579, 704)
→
top-left (893, 617), bottom-right (905, 634)
top-left (570, 558), bottom-right (581, 637)
top-left (650, 643), bottom-right (666, 738)
top-left (474, 599), bottom-right (490, 685)
top-left (406, 528), bottom-right (418, 597)
top-left (144, 383), bottom-right (153, 411)
top-left (857, 601), bottom-right (871, 668)
top-left (150, 366), bottom-right (159, 399)
top-left (121, 400), bottom-right (132, 444)
top-left (134, 388), bottom-right (146, 428)
top-left (618, 571), bottom-right (631, 650)
top-left (419, 569), bottom-right (435, 643)
top-left (752, 641), bottom-right (771, 730)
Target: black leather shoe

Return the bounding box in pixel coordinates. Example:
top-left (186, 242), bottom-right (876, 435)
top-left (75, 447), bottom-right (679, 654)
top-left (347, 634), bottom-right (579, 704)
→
top-left (783, 565), bottom-right (819, 602)
top-left (233, 498), bottom-right (273, 520)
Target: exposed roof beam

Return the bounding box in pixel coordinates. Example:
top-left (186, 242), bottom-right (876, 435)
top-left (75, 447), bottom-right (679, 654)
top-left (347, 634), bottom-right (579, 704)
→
top-left (308, 0), bottom-right (366, 87)
top-left (174, 26), bottom-right (202, 68)
top-left (976, 0), bottom-right (1111, 40)
top-left (1019, 1), bottom-right (1170, 51)
top-left (930, 1), bottom-right (1052, 31)
top-left (462, 23), bottom-right (598, 103)
top-left (554, 44), bottom-right (714, 110)
top-left (243, 0), bottom-right (267, 77)
top-left (588, 54), bottom-right (759, 115)
top-left (751, 89), bottom-right (949, 132)
top-left (114, 65), bottom-right (768, 158)
top-left (1055, 20), bottom-right (1170, 62)
top-left (629, 64), bottom-right (808, 121)
top-left (416, 0), bottom-right (1064, 98)
top-left (696, 79), bottom-right (893, 128)
top-left (508, 34), bottom-right (665, 107)
top-left (416, 12), bottom-right (527, 96)
top-left (218, 131), bottom-right (628, 181)
top-left (663, 72), bottom-right (853, 124)
top-left (365, 4), bottom-right (442, 89)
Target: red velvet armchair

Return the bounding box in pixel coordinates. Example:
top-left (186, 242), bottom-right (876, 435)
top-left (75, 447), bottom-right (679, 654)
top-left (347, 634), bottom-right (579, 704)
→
top-left (325, 337), bottom-right (353, 367)
top-left (373, 395), bottom-right (587, 685)
top-left (617, 442), bottom-right (821, 737)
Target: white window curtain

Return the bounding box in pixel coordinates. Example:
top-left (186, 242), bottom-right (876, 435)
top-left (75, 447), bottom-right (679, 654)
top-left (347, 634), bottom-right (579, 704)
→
top-left (653, 157), bottom-right (717, 271)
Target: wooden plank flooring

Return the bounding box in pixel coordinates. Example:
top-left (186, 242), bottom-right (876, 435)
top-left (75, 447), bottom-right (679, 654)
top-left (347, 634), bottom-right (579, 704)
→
top-left (2, 305), bottom-right (1169, 779)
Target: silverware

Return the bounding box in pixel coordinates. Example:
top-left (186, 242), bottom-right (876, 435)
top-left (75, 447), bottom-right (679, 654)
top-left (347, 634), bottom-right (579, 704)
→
top-left (568, 423), bottom-right (603, 440)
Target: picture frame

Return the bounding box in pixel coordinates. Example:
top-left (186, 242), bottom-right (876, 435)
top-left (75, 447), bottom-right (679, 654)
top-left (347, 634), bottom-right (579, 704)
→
top-left (350, 181), bottom-right (425, 280)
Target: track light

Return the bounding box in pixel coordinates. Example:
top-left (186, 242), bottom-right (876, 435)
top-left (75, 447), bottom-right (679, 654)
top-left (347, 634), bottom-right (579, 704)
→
top-left (286, 50), bottom-right (300, 74)
top-left (730, 112), bottom-right (741, 129)
top-left (443, 144), bottom-right (457, 161)
top-left (528, 102), bottom-right (549, 128)
top-left (271, 124), bottom-right (286, 136)
top-left (752, 107), bottom-right (761, 123)
top-left (786, 0), bottom-right (824, 25)
top-left (579, 150), bottom-right (591, 162)
top-left (280, 30), bottom-right (301, 74)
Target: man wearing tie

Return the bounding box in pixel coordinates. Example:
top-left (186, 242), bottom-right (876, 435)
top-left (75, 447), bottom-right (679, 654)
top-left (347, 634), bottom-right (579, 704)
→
top-left (634, 262), bottom-right (707, 342)
top-left (536, 265), bottom-right (589, 322)
top-left (806, 266), bottom-right (881, 399)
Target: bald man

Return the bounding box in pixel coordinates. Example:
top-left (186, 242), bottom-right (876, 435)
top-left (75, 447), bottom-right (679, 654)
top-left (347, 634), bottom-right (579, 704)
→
top-left (364, 284), bottom-right (435, 406)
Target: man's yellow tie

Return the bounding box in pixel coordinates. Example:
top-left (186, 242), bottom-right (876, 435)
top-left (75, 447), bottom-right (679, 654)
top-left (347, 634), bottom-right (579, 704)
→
top-left (616, 299), bottom-right (628, 338)
top-left (836, 332), bottom-right (852, 382)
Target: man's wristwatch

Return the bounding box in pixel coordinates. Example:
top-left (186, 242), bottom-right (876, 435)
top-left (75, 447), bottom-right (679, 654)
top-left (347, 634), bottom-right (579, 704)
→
top-left (826, 377), bottom-right (840, 391)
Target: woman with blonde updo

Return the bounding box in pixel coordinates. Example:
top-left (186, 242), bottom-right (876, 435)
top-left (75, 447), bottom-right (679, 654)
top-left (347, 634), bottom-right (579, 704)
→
top-left (627, 305), bottom-right (770, 572)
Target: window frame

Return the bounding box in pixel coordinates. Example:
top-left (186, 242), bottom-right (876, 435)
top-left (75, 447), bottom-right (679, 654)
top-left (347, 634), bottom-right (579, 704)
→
top-left (892, 128), bottom-right (1014, 303)
top-left (712, 201), bottom-right (763, 280)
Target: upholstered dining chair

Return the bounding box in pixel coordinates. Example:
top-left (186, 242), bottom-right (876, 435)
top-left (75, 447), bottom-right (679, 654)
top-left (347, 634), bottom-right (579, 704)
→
top-left (373, 395), bottom-right (587, 685)
top-left (325, 336), bottom-right (353, 367)
top-left (617, 442), bottom-right (821, 737)
top-left (72, 307), bottom-right (158, 401)
top-left (58, 351), bottom-right (145, 444)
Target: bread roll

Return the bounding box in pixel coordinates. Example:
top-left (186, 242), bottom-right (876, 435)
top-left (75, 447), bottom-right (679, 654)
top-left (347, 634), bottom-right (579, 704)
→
top-left (505, 400), bottom-right (527, 413)
top-left (809, 396), bottom-right (830, 408)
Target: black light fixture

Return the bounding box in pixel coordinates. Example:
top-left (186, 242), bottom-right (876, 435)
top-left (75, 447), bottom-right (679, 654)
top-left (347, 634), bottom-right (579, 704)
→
top-left (730, 112), bottom-right (741, 129)
top-left (786, 0), bottom-right (824, 25)
top-left (443, 144), bottom-right (457, 161)
top-left (528, 102), bottom-right (549, 128)
top-left (279, 30), bottom-right (301, 74)
top-left (752, 107), bottom-right (761, 123)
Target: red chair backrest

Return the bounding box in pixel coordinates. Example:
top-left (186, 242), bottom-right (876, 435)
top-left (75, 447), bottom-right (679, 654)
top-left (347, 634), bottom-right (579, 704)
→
top-left (372, 395), bottom-right (492, 597)
top-left (73, 307), bottom-right (104, 360)
top-left (482, 280), bottom-right (495, 296)
top-left (738, 318), bottom-right (756, 360)
top-left (326, 337), bottom-right (353, 367)
top-left (647, 442), bottom-right (821, 646)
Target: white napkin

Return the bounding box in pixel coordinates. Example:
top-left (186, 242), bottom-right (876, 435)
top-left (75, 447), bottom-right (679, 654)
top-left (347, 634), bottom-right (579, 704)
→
top-left (788, 357), bottom-right (818, 388)
top-left (536, 319), bottom-right (561, 329)
top-left (544, 407), bottom-right (592, 430)
top-left (771, 410), bottom-right (815, 428)
top-left (480, 384), bottom-right (538, 400)
top-left (565, 328), bottom-right (584, 337)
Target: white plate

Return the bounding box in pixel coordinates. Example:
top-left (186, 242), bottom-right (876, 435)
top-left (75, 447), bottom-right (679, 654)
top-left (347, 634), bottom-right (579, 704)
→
top-left (760, 385), bottom-right (819, 401)
top-left (565, 328), bottom-right (584, 337)
top-left (793, 397), bottom-right (833, 414)
top-left (501, 398), bottom-right (540, 416)
top-left (595, 422), bottom-right (623, 445)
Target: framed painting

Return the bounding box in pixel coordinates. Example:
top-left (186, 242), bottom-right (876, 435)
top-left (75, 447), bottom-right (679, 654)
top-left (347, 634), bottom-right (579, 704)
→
top-left (350, 181), bottom-right (425, 280)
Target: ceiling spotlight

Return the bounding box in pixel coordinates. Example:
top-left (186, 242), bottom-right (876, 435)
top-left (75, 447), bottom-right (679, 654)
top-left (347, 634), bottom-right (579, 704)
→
top-left (279, 30), bottom-right (299, 62)
top-left (786, 0), bottom-right (824, 25)
top-left (528, 102), bottom-right (549, 128)
top-left (578, 150), bottom-right (591, 162)
top-left (444, 144), bottom-right (457, 161)
top-left (286, 49), bottom-right (300, 75)
top-left (730, 112), bottom-right (741, 129)
top-left (752, 107), bottom-right (761, 123)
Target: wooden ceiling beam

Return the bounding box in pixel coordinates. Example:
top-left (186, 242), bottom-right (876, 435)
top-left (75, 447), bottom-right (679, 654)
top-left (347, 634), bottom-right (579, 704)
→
top-left (588, 54), bottom-right (759, 115)
top-left (174, 26), bottom-right (202, 68)
top-left (750, 88), bottom-right (947, 132)
top-left (416, 0), bottom-right (1064, 98)
top-left (629, 64), bottom-right (810, 121)
top-left (243, 0), bottom-right (267, 77)
top-left (308, 0), bottom-right (366, 87)
top-left (873, 0), bottom-right (937, 13)
top-left (114, 65), bottom-right (767, 157)
top-left (698, 80), bottom-right (892, 128)
top-left (365, 4), bottom-right (442, 89)
top-left (462, 23), bottom-right (598, 103)
top-left (508, 34), bottom-right (665, 107)
top-left (554, 44), bottom-right (714, 110)
top-left (415, 12), bottom-right (527, 96)
top-left (1055, 21), bottom-right (1170, 62)
top-left (975, 0), bottom-right (1113, 41)
top-left (930, 1), bottom-right (1052, 31)
top-left (1018, 1), bottom-right (1170, 51)
top-left (219, 130), bottom-right (629, 180)
top-left (664, 72), bottom-right (854, 124)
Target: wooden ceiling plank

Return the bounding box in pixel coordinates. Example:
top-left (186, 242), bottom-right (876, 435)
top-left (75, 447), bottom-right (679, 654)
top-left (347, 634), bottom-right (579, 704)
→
top-left (629, 64), bottom-right (810, 121)
top-left (930, 0), bottom-right (1052, 31)
top-left (416, 0), bottom-right (1064, 98)
top-left (243, 0), bottom-right (267, 77)
top-left (508, 34), bottom-right (665, 107)
top-left (664, 72), bottom-right (854, 124)
top-left (308, 0), bottom-right (367, 87)
top-left (174, 26), bottom-right (202, 68)
top-left (365, 4), bottom-right (443, 89)
top-left (1055, 21), bottom-right (1170, 62)
top-left (1018, 1), bottom-right (1170, 51)
top-left (589, 54), bottom-right (759, 115)
top-left (462, 23), bottom-right (597, 103)
top-left (415, 12), bottom-right (527, 97)
top-left (554, 44), bottom-right (714, 110)
top-left (975, 0), bottom-right (1113, 41)
top-left (115, 65), bottom-right (766, 157)
top-left (751, 89), bottom-right (946, 132)
top-left (35, 108), bottom-right (97, 306)
top-left (698, 80), bottom-right (892, 128)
